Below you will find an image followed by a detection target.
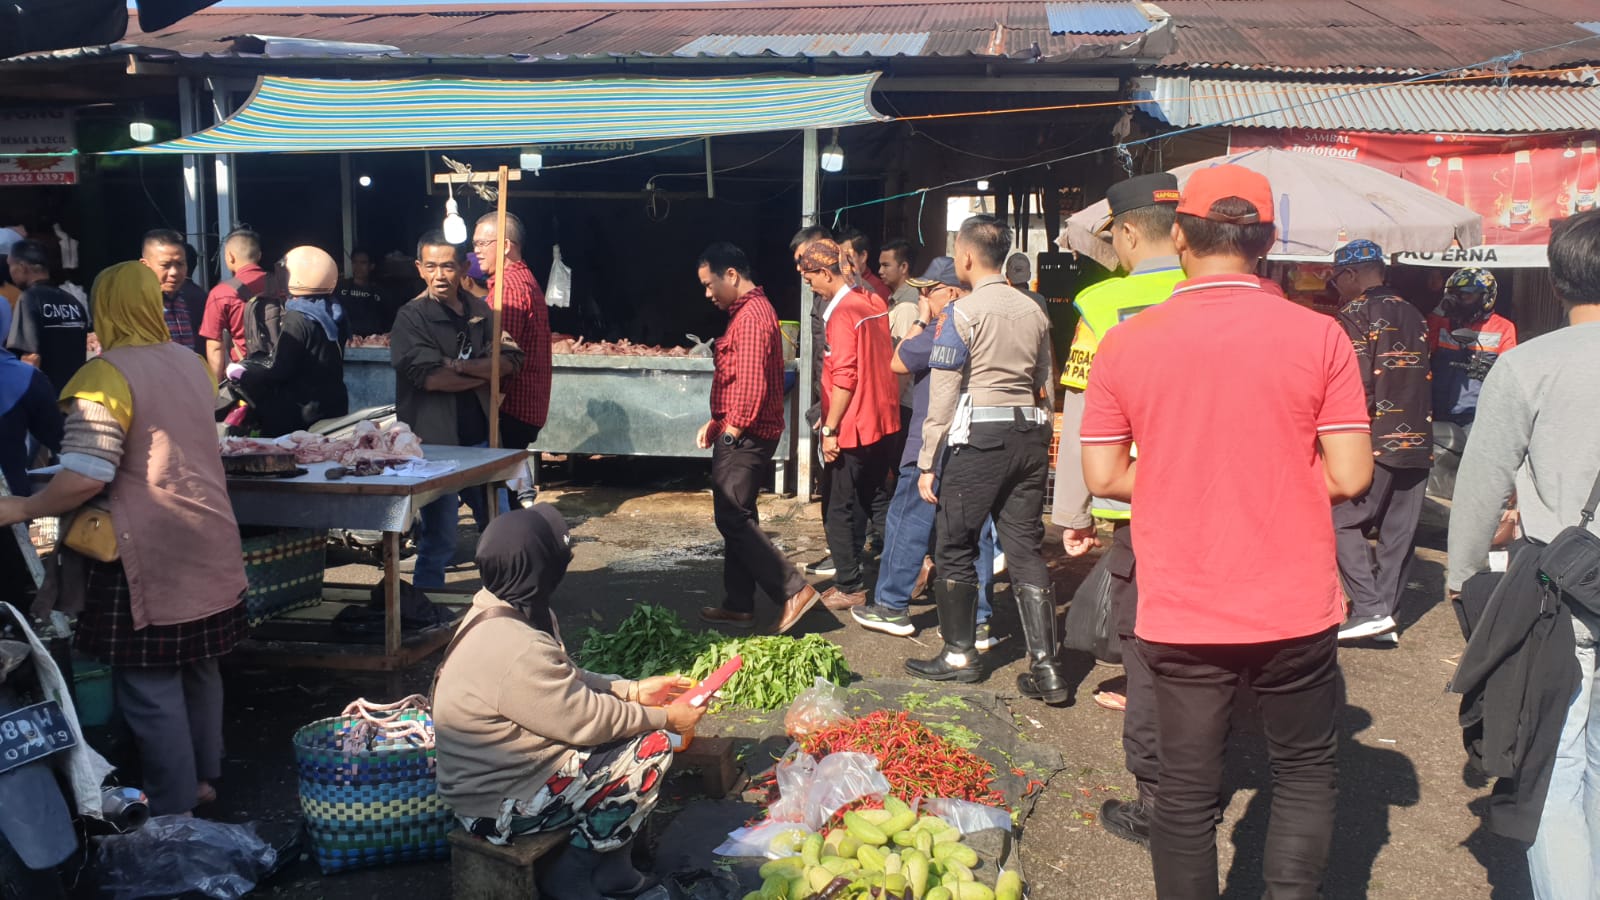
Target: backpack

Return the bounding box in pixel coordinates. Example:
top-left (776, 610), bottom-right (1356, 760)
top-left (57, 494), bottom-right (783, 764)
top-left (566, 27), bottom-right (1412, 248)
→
top-left (220, 268), bottom-right (288, 362)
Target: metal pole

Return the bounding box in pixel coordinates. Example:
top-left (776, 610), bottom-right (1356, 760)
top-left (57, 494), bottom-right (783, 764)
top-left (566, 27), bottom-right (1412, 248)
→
top-left (177, 76), bottom-right (210, 288)
top-left (704, 137), bottom-right (715, 200)
top-left (209, 80), bottom-right (237, 279)
top-left (340, 153), bottom-right (355, 276)
top-left (797, 128), bottom-right (819, 497)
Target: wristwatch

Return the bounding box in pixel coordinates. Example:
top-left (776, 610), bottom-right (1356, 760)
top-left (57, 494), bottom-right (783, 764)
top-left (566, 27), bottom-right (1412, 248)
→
top-left (820, 425), bottom-right (838, 437)
top-left (720, 431), bottom-right (738, 446)
top-left (912, 319), bottom-right (929, 329)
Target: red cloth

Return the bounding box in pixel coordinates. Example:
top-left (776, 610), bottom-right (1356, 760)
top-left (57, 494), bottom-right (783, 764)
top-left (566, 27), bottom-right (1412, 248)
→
top-left (710, 286), bottom-right (786, 441)
top-left (491, 259), bottom-right (551, 428)
top-left (197, 263), bottom-right (268, 362)
top-left (1081, 274), bottom-right (1370, 645)
top-left (822, 287), bottom-right (900, 450)
top-left (861, 270), bottom-right (892, 301)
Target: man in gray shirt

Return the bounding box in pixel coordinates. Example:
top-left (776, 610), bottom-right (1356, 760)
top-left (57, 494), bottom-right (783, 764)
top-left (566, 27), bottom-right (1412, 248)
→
top-left (1447, 209), bottom-right (1600, 897)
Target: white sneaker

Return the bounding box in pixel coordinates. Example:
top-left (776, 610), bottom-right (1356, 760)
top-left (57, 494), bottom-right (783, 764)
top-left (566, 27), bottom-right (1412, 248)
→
top-left (1338, 614), bottom-right (1397, 642)
top-left (992, 552), bottom-right (1007, 577)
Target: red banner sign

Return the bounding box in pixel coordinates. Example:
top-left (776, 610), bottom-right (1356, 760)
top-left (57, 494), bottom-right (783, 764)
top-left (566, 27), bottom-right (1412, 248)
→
top-left (1231, 129), bottom-right (1599, 247)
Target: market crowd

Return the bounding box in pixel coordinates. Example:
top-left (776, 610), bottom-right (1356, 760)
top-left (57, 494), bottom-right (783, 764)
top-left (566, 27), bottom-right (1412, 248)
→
top-left (1, 159), bottom-right (1598, 898)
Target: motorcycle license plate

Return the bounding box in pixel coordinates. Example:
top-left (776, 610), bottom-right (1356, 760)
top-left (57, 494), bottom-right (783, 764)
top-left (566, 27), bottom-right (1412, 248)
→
top-left (0, 701), bottom-right (76, 776)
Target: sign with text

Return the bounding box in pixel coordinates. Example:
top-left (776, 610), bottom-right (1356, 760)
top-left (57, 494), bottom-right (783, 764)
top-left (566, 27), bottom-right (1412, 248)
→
top-left (0, 110), bottom-right (77, 186)
top-left (1231, 129), bottom-right (1598, 249)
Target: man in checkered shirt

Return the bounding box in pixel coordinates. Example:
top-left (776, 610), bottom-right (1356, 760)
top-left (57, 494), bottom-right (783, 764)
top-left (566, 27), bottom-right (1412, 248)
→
top-left (473, 212), bottom-right (550, 506)
top-left (694, 242), bottom-right (819, 635)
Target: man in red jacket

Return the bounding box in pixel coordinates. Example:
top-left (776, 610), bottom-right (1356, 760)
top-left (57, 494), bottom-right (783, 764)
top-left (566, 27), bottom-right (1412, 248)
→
top-left (796, 237), bottom-right (900, 611)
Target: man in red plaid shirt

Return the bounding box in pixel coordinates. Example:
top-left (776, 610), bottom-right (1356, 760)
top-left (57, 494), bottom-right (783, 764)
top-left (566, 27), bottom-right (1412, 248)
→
top-left (474, 213), bottom-right (551, 506)
top-left (694, 242), bottom-right (820, 635)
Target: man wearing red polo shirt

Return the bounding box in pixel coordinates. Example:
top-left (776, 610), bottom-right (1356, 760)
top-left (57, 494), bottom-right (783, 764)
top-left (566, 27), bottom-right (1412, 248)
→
top-left (799, 237), bottom-right (899, 611)
top-left (1081, 165), bottom-right (1374, 899)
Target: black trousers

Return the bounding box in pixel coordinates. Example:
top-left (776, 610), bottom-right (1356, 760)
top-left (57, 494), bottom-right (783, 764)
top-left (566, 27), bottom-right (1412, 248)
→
top-left (1333, 462), bottom-right (1428, 620)
top-left (934, 420), bottom-right (1049, 589)
top-left (499, 413), bottom-right (542, 449)
top-left (821, 439), bottom-right (893, 591)
top-left (1106, 523), bottom-right (1159, 796)
top-left (1137, 628), bottom-right (1339, 900)
top-left (714, 435), bottom-right (808, 611)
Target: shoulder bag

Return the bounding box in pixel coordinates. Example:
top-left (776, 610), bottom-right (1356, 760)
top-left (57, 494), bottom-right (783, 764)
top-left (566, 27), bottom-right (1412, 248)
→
top-left (1537, 467), bottom-right (1600, 617)
top-left (62, 502), bottom-right (118, 563)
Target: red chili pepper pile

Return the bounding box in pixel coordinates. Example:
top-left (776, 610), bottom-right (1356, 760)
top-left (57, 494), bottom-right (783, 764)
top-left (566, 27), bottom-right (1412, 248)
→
top-left (800, 711), bottom-right (1007, 807)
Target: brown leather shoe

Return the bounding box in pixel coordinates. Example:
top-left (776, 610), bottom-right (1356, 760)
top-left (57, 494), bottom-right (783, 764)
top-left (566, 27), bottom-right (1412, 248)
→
top-left (820, 586), bottom-right (868, 611)
top-left (774, 585), bottom-right (820, 635)
top-left (700, 606), bottom-right (755, 628)
top-left (911, 556), bottom-right (935, 601)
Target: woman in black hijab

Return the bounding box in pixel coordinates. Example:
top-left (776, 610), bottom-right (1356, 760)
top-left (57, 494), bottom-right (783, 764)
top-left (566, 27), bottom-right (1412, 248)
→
top-left (433, 507), bottom-right (705, 900)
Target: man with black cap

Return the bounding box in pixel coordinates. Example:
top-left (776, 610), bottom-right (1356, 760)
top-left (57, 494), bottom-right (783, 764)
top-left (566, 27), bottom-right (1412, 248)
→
top-left (1053, 172), bottom-right (1184, 847)
top-left (1081, 165), bottom-right (1373, 897)
top-left (1327, 239), bottom-right (1432, 643)
top-left (907, 216), bottom-right (1063, 705)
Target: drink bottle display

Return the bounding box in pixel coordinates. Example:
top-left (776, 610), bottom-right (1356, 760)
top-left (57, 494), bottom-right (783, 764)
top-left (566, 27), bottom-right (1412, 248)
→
top-left (1444, 158), bottom-right (1465, 206)
top-left (1577, 141), bottom-right (1598, 213)
top-left (1508, 150), bottom-right (1533, 228)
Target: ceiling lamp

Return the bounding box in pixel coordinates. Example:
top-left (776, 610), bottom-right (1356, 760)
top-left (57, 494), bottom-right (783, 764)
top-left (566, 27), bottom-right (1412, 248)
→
top-left (520, 146), bottom-right (543, 174)
top-left (442, 196), bottom-right (468, 244)
top-left (820, 129), bottom-right (845, 173)
top-left (128, 120), bottom-right (155, 142)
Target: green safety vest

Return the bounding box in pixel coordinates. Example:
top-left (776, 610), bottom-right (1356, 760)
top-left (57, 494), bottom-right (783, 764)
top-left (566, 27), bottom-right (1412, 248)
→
top-left (1060, 265), bottom-right (1185, 520)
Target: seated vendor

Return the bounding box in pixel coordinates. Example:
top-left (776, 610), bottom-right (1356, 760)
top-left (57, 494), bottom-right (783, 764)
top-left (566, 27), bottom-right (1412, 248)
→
top-left (433, 505), bottom-right (705, 900)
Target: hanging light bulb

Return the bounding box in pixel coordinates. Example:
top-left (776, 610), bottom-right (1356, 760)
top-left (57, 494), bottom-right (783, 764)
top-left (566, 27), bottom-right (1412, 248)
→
top-left (519, 146), bottom-right (543, 174)
top-left (820, 129), bottom-right (845, 173)
top-left (976, 179), bottom-right (990, 191)
top-left (442, 196), bottom-right (468, 244)
top-left (357, 174), bottom-right (373, 188)
top-left (128, 120), bottom-right (155, 143)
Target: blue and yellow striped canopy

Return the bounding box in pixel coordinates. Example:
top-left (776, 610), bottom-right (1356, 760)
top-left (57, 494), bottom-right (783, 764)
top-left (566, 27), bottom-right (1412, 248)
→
top-left (115, 73), bottom-right (885, 155)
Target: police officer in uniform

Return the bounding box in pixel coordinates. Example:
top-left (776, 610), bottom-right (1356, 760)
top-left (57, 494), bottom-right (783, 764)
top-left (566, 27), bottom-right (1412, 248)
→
top-left (1053, 173), bottom-right (1183, 846)
top-left (907, 215), bottom-right (1063, 702)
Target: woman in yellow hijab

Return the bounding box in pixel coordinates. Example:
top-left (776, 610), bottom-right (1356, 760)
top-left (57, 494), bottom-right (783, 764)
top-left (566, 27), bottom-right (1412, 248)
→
top-left (0, 260), bottom-right (247, 817)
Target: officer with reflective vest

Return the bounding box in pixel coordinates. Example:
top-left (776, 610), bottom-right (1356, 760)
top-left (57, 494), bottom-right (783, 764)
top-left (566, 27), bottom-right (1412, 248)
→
top-left (1052, 173), bottom-right (1183, 847)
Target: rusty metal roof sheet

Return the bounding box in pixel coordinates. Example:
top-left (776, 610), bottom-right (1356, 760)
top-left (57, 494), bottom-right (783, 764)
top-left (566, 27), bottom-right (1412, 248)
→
top-left (1146, 76), bottom-right (1600, 132)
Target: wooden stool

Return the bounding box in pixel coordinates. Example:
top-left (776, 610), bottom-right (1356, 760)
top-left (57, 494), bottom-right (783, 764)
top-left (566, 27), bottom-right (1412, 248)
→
top-left (448, 828), bottom-right (564, 900)
top-left (674, 736), bottom-right (740, 797)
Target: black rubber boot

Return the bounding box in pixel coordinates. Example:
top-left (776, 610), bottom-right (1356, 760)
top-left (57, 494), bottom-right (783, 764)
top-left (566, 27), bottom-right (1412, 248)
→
top-left (536, 842), bottom-right (607, 900)
top-left (593, 837), bottom-right (660, 897)
top-left (905, 580), bottom-right (983, 683)
top-left (1015, 583), bottom-right (1070, 704)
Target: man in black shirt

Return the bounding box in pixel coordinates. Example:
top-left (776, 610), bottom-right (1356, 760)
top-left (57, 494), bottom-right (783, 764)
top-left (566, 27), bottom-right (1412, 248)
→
top-left (5, 239), bottom-right (87, 394)
top-left (337, 248), bottom-right (398, 337)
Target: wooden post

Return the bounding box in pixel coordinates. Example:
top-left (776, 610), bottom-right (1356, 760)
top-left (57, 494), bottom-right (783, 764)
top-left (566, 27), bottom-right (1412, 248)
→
top-left (432, 166), bottom-right (523, 522)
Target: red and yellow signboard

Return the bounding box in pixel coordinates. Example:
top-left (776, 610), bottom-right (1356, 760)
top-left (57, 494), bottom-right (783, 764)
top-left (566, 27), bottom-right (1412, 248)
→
top-left (0, 111), bottom-right (77, 187)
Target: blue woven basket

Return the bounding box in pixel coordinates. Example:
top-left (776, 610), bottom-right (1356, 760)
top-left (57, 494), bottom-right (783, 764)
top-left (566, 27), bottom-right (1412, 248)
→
top-left (292, 696), bottom-right (452, 873)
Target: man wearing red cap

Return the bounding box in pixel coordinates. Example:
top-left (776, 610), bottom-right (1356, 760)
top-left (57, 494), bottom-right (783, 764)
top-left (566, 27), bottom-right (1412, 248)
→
top-left (1081, 165), bottom-right (1374, 898)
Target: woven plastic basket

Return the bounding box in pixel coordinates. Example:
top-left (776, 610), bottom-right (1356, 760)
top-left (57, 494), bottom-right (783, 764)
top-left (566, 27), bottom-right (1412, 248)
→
top-left (292, 696), bottom-right (452, 873)
top-left (242, 528), bottom-right (327, 625)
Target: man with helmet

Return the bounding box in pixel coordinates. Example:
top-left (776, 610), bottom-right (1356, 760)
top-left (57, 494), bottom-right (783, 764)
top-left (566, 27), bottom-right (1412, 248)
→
top-left (1428, 267), bottom-right (1517, 426)
top-left (1328, 239), bottom-right (1432, 643)
top-left (226, 246), bottom-right (349, 436)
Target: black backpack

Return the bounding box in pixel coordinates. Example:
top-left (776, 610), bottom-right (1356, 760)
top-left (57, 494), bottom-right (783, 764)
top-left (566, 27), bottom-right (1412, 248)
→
top-left (220, 268), bottom-right (288, 362)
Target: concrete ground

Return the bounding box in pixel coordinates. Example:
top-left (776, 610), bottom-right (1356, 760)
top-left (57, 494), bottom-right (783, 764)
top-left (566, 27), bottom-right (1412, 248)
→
top-left (171, 458), bottom-right (1525, 899)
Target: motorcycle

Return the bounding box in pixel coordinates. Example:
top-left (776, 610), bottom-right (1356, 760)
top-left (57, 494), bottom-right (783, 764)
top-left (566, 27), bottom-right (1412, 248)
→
top-left (1428, 420), bottom-right (1468, 502)
top-left (0, 603), bottom-right (127, 900)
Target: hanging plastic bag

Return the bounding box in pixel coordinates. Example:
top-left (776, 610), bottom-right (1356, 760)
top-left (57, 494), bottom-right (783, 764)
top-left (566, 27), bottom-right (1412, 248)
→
top-left (783, 676), bottom-right (851, 739)
top-left (546, 245), bottom-right (572, 308)
top-left (96, 815), bottom-right (277, 900)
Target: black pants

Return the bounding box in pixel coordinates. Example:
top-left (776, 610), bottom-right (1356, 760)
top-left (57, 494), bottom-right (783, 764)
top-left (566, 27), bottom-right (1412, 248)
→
top-left (1137, 628), bottom-right (1339, 900)
top-left (1333, 462), bottom-right (1427, 621)
top-left (1106, 523), bottom-right (1159, 796)
top-left (934, 420), bottom-right (1049, 589)
top-left (713, 436), bottom-right (807, 611)
top-left (821, 440), bottom-right (892, 591)
top-left (499, 413), bottom-right (542, 450)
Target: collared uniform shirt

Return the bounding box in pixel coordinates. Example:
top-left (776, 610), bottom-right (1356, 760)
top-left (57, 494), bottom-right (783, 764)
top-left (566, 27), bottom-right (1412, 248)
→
top-left (919, 274), bottom-right (1053, 471)
top-left (710, 286), bottom-right (786, 441)
top-left (491, 259), bottom-right (551, 428)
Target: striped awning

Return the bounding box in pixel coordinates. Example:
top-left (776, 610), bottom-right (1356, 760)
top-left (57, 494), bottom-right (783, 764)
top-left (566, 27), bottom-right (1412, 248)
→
top-left (113, 73), bottom-right (885, 155)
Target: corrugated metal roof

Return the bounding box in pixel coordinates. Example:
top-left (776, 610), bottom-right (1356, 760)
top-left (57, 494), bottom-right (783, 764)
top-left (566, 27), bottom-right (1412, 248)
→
top-left (675, 33), bottom-right (932, 58)
top-left (1148, 76), bottom-right (1600, 132)
top-left (1045, 2), bottom-right (1151, 35)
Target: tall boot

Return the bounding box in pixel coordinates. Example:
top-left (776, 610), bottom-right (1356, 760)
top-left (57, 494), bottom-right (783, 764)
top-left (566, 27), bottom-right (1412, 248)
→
top-left (536, 842), bottom-right (606, 900)
top-left (592, 835), bottom-right (660, 897)
top-left (1015, 583), bottom-right (1070, 704)
top-left (905, 580), bottom-right (983, 683)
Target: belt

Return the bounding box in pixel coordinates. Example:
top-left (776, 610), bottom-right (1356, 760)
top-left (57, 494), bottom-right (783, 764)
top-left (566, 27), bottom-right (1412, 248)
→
top-left (969, 405), bottom-right (1046, 424)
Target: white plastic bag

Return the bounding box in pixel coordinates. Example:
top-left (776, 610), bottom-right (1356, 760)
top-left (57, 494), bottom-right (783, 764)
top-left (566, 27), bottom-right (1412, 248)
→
top-left (783, 676), bottom-right (851, 739)
top-left (546, 245), bottom-right (572, 308)
top-left (920, 797), bottom-right (1013, 835)
top-left (801, 752), bottom-right (891, 832)
top-left (711, 820), bottom-right (810, 859)
top-left (764, 747), bottom-right (817, 824)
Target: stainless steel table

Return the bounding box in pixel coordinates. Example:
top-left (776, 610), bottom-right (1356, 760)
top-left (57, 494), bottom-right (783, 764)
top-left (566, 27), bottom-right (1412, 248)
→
top-left (223, 445), bottom-right (525, 685)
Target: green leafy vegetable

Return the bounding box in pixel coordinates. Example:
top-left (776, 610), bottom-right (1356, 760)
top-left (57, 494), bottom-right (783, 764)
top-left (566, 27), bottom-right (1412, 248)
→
top-left (572, 603), bottom-right (718, 678)
top-left (688, 633), bottom-right (850, 710)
